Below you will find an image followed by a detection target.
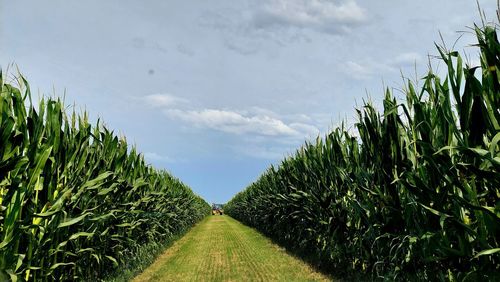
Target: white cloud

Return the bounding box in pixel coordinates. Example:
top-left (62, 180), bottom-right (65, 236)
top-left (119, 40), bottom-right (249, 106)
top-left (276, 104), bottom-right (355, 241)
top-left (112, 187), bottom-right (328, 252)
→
top-left (244, 106), bottom-right (281, 118)
top-left (289, 122), bottom-right (320, 137)
top-left (344, 61), bottom-right (372, 80)
top-left (233, 144), bottom-right (288, 160)
top-left (143, 152), bottom-right (175, 163)
top-left (164, 108), bottom-right (319, 138)
top-left (142, 94), bottom-right (320, 139)
top-left (392, 52), bottom-right (424, 66)
top-left (344, 59), bottom-right (397, 80)
top-left (343, 52), bottom-right (426, 80)
top-left (197, 0), bottom-right (367, 56)
top-left (144, 94), bottom-right (189, 107)
top-left (252, 0), bottom-right (367, 34)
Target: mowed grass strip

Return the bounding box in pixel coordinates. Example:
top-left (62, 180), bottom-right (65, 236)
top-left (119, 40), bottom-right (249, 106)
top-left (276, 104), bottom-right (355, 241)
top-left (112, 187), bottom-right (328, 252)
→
top-left (133, 216), bottom-right (332, 282)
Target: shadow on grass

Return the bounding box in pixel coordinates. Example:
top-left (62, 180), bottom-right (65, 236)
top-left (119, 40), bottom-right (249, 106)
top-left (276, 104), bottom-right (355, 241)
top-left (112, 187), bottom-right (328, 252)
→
top-left (234, 219), bottom-right (370, 282)
top-left (242, 223), bottom-right (500, 282)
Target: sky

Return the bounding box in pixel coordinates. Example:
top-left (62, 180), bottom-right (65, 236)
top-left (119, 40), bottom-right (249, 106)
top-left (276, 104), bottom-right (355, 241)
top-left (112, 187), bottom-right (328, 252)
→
top-left (0, 0), bottom-right (497, 203)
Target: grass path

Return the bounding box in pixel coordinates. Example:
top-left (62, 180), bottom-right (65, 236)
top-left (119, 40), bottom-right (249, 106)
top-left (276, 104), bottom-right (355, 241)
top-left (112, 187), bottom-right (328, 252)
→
top-left (133, 215), bottom-right (332, 282)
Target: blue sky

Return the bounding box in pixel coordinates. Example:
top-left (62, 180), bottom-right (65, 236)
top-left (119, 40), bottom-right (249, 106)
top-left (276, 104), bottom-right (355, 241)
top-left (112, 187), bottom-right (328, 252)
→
top-left (0, 0), bottom-right (496, 203)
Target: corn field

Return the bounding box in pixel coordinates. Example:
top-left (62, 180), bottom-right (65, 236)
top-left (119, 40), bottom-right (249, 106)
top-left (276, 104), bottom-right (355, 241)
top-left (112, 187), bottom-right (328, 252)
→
top-left (0, 73), bottom-right (210, 281)
top-left (226, 21), bottom-right (500, 280)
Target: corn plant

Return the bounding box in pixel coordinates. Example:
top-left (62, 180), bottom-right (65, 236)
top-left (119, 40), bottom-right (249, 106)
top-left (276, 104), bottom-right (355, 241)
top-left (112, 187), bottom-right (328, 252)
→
top-left (0, 73), bottom-right (210, 281)
top-left (226, 20), bottom-right (500, 281)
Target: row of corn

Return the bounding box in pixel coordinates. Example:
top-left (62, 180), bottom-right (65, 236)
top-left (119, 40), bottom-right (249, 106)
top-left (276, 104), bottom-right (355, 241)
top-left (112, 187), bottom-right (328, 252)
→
top-left (0, 73), bottom-right (211, 281)
top-left (226, 21), bottom-right (500, 280)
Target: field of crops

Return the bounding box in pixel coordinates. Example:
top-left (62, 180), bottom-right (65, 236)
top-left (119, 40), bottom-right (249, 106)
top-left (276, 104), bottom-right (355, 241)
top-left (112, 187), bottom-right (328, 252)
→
top-left (0, 73), bottom-right (210, 281)
top-left (226, 21), bottom-right (500, 280)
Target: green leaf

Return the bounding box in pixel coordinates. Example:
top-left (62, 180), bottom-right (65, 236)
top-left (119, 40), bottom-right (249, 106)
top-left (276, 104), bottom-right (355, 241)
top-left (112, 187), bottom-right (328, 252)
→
top-left (49, 262), bottom-right (75, 270)
top-left (490, 132), bottom-right (500, 156)
top-left (474, 248), bottom-right (500, 258)
top-left (27, 146), bottom-right (53, 190)
top-left (105, 255), bottom-right (119, 267)
top-left (76, 248), bottom-right (95, 254)
top-left (68, 232), bottom-right (94, 241)
top-left (82, 171), bottom-right (113, 189)
top-left (58, 212), bottom-right (91, 228)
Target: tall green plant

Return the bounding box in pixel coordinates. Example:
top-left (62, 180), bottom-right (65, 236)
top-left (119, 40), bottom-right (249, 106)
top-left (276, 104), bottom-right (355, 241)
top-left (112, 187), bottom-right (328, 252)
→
top-left (0, 73), bottom-right (210, 281)
top-left (226, 20), bottom-right (500, 281)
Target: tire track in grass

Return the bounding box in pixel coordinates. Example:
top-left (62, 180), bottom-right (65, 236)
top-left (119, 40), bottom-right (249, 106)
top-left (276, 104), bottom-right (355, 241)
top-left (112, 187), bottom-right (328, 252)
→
top-left (225, 219), bottom-right (269, 280)
top-left (193, 217), bottom-right (216, 281)
top-left (229, 218), bottom-right (278, 280)
top-left (225, 222), bottom-right (261, 280)
top-left (204, 220), bottom-right (220, 281)
top-left (231, 221), bottom-right (286, 281)
top-left (133, 216), bottom-right (333, 282)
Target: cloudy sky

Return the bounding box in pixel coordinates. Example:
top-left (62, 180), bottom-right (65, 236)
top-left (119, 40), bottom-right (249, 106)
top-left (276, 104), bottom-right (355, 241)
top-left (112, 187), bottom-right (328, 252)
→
top-left (0, 0), bottom-right (496, 203)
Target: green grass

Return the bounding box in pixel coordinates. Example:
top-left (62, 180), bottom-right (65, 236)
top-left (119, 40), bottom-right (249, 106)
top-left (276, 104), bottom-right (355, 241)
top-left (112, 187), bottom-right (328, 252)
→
top-left (133, 216), bottom-right (333, 282)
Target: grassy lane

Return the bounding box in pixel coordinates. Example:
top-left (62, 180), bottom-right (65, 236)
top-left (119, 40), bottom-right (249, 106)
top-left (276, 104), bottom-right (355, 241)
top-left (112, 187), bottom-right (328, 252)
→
top-left (133, 216), bottom-right (332, 282)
